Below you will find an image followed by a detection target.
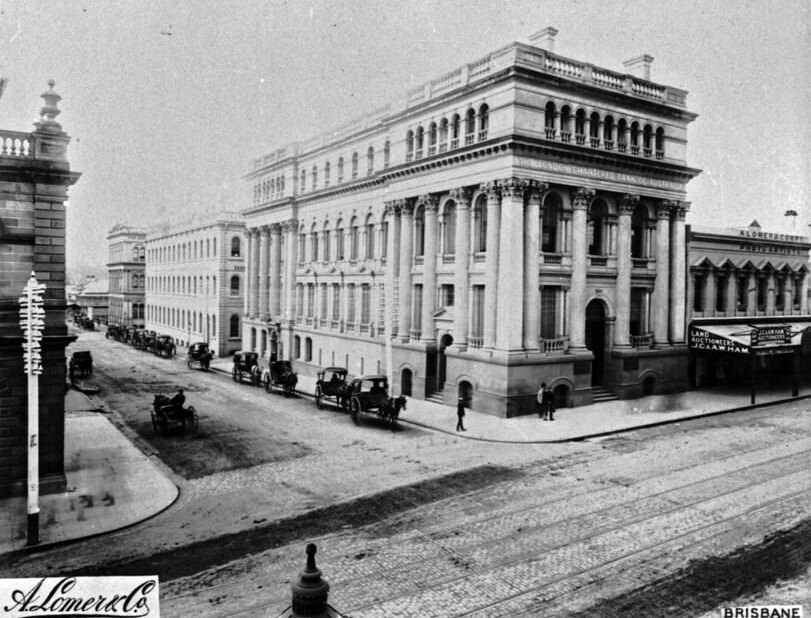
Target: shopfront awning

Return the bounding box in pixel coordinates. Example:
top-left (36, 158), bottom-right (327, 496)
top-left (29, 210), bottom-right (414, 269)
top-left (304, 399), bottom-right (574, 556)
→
top-left (689, 321), bottom-right (811, 355)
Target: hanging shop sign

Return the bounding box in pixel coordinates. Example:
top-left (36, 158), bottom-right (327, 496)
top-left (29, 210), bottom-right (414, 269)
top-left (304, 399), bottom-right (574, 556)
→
top-left (750, 325), bottom-right (791, 347)
top-left (688, 327), bottom-right (748, 354)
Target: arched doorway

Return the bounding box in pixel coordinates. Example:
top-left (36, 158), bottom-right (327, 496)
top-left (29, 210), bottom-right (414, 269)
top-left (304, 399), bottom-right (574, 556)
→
top-left (269, 330), bottom-right (278, 362)
top-left (458, 380), bottom-right (473, 407)
top-left (437, 334), bottom-right (453, 391)
top-left (401, 368), bottom-right (413, 397)
top-left (585, 299), bottom-right (607, 386)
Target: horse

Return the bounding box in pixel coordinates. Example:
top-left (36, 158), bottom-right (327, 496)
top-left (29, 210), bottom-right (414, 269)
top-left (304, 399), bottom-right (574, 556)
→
top-left (380, 395), bottom-right (407, 427)
top-left (250, 363), bottom-right (263, 387)
top-left (282, 371), bottom-right (298, 397)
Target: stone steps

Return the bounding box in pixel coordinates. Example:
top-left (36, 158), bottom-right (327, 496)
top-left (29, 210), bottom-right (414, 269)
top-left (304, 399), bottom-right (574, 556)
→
top-left (591, 386), bottom-right (619, 403)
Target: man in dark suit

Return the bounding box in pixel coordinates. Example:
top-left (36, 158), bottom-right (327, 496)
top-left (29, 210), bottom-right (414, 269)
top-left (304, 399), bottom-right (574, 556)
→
top-left (456, 397), bottom-right (467, 431)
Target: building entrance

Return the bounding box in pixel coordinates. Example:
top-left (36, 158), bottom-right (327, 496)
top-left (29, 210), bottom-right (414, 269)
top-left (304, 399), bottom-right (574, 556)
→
top-left (585, 299), bottom-right (607, 386)
top-left (437, 334), bottom-right (453, 392)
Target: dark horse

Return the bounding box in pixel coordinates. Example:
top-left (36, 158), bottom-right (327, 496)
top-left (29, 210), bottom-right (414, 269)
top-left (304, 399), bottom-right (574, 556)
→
top-left (379, 395), bottom-right (407, 427)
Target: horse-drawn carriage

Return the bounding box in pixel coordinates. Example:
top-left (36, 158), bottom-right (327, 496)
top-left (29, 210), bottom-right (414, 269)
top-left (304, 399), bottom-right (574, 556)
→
top-left (154, 335), bottom-right (176, 358)
top-left (105, 324), bottom-right (122, 340)
top-left (187, 342), bottom-right (213, 370)
top-left (124, 326), bottom-right (138, 345)
top-left (68, 351), bottom-right (93, 380)
top-left (150, 392), bottom-right (198, 435)
top-left (73, 315), bottom-right (95, 330)
top-left (347, 375), bottom-right (406, 427)
top-left (262, 360), bottom-right (298, 396)
top-left (314, 367), bottom-right (349, 409)
top-left (232, 351), bottom-right (260, 384)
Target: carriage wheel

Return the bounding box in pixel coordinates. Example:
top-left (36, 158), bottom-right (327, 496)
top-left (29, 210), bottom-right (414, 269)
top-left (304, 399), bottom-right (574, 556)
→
top-left (187, 359), bottom-right (193, 370)
top-left (187, 406), bottom-right (199, 433)
top-left (315, 386), bottom-right (323, 409)
top-left (350, 399), bottom-right (361, 425)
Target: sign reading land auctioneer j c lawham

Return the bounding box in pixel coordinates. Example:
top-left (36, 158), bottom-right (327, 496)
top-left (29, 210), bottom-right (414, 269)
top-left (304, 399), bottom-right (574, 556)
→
top-left (0, 576), bottom-right (160, 618)
top-left (689, 327), bottom-right (748, 354)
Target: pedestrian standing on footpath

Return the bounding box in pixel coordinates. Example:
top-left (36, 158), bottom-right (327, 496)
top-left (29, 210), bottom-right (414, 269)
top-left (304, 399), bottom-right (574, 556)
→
top-left (537, 384), bottom-right (546, 419)
top-left (542, 384), bottom-right (555, 421)
top-left (456, 397), bottom-right (467, 431)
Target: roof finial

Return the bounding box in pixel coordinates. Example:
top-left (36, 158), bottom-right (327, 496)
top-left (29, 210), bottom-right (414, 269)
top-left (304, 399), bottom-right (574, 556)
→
top-left (290, 543), bottom-right (330, 617)
top-left (36, 80), bottom-right (62, 131)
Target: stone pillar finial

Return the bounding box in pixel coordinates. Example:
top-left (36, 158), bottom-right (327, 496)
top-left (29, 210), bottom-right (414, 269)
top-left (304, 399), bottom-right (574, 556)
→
top-left (290, 543), bottom-right (330, 618)
top-left (36, 80), bottom-right (62, 130)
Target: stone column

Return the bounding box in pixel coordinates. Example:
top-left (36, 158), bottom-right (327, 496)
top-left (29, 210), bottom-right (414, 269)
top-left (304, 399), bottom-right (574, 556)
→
top-left (383, 202), bottom-right (399, 338)
top-left (766, 272), bottom-right (776, 314)
top-left (652, 202), bottom-right (671, 346)
top-left (669, 202), bottom-right (688, 342)
top-left (553, 111), bottom-right (561, 138)
top-left (249, 229), bottom-right (260, 317)
top-left (420, 195), bottom-right (439, 342)
top-left (748, 272), bottom-right (758, 314)
top-left (784, 276), bottom-right (794, 316)
top-left (258, 226), bottom-right (270, 319)
top-left (483, 182), bottom-right (501, 349)
top-left (523, 182), bottom-right (545, 350)
top-left (496, 178), bottom-right (527, 351)
top-left (801, 272), bottom-right (809, 314)
top-left (726, 270), bottom-right (738, 316)
top-left (451, 188), bottom-right (471, 349)
top-left (270, 224), bottom-right (282, 318)
top-left (398, 199), bottom-right (414, 341)
top-left (568, 188), bottom-right (592, 351)
top-left (614, 195), bottom-right (635, 348)
top-left (283, 220), bottom-right (298, 321)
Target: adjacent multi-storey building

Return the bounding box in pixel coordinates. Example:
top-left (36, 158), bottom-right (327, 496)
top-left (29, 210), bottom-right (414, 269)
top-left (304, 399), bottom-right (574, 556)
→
top-left (241, 27), bottom-right (700, 416)
top-left (0, 82), bottom-right (81, 497)
top-left (687, 221), bottom-right (811, 391)
top-left (106, 225), bottom-right (146, 328)
top-left (145, 213), bottom-right (245, 356)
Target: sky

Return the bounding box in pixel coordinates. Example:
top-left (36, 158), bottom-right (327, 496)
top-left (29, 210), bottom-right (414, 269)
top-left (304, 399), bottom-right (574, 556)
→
top-left (0, 0), bottom-right (808, 277)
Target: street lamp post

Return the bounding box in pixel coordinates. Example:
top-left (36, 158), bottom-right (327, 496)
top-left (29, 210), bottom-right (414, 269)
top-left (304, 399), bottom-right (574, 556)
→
top-left (19, 272), bottom-right (45, 546)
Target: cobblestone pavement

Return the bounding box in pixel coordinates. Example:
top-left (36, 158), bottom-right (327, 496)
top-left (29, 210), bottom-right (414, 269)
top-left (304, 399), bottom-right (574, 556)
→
top-left (3, 329), bottom-right (810, 617)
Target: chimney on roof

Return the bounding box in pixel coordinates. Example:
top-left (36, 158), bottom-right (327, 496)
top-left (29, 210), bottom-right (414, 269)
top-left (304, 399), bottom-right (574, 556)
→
top-left (529, 27), bottom-right (558, 53)
top-left (623, 54), bottom-right (654, 80)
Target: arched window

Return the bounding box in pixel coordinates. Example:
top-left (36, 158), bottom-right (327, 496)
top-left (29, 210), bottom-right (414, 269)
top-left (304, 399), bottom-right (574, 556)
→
top-left (415, 126), bottom-right (424, 158)
top-left (230, 275), bottom-right (240, 295)
top-left (305, 337), bottom-right (312, 362)
top-left (337, 156), bottom-right (344, 182)
top-left (541, 193), bottom-right (561, 253)
top-left (478, 104), bottom-right (489, 140)
top-left (443, 202), bottom-right (456, 255)
top-left (655, 127), bottom-right (665, 159)
top-left (405, 131), bottom-right (414, 161)
top-left (351, 152), bottom-right (358, 178)
top-left (617, 118), bottom-right (628, 152)
top-left (229, 314), bottom-right (240, 337)
top-left (298, 229), bottom-right (306, 262)
top-left (630, 122), bottom-right (641, 154)
top-left (465, 109), bottom-right (476, 143)
top-left (588, 199), bottom-right (608, 256)
top-left (414, 205), bottom-right (425, 257)
top-left (380, 212), bottom-right (389, 258)
top-left (336, 219), bottom-right (345, 260)
top-left (631, 203), bottom-right (648, 258)
top-left (367, 145), bottom-right (374, 174)
top-left (473, 194), bottom-right (487, 252)
top-left (544, 102), bottom-right (556, 138)
top-left (575, 109), bottom-right (586, 143)
top-left (213, 237), bottom-right (217, 256)
top-left (643, 125), bottom-right (653, 156)
top-left (365, 214), bottom-right (375, 259)
top-left (438, 119), bottom-right (448, 152)
top-left (324, 161), bottom-right (331, 187)
top-left (294, 335), bottom-right (301, 359)
top-left (589, 112), bottom-right (600, 146)
top-left (603, 116), bottom-right (615, 150)
top-left (312, 165), bottom-right (318, 190)
top-left (350, 217), bottom-right (359, 260)
top-left (383, 140), bottom-right (390, 168)
top-left (428, 122), bottom-right (437, 155)
top-left (451, 114), bottom-right (460, 148)
top-left (231, 236), bottom-right (241, 257)
top-left (560, 105), bottom-right (572, 142)
top-left (322, 222), bottom-right (331, 261)
top-left (310, 224), bottom-right (319, 262)
top-left (300, 169), bottom-right (306, 193)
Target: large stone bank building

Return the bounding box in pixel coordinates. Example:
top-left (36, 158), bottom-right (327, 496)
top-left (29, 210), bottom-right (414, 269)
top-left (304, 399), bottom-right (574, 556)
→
top-left (241, 28), bottom-right (700, 416)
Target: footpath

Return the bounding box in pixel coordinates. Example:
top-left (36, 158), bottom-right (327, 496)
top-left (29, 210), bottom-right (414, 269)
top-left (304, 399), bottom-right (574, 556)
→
top-left (3, 356), bottom-right (807, 555)
top-left (0, 388), bottom-right (178, 554)
top-left (212, 357), bottom-right (811, 442)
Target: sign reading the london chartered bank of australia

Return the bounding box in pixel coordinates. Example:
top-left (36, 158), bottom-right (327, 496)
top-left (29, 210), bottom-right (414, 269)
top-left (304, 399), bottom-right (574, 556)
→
top-left (688, 327), bottom-right (748, 354)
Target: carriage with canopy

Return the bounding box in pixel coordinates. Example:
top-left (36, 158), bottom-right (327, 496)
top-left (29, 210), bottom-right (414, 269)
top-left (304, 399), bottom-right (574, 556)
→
top-left (347, 375), bottom-right (406, 427)
top-left (314, 367), bottom-right (350, 409)
top-left (187, 342), bottom-right (213, 370)
top-left (262, 360), bottom-right (298, 396)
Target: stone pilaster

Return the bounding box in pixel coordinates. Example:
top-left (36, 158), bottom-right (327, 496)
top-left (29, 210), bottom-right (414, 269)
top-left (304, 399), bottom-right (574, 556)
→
top-left (766, 271), bottom-right (776, 314)
top-left (783, 275), bottom-right (793, 316)
top-left (652, 202), bottom-right (671, 347)
top-left (483, 182), bottom-right (501, 349)
top-left (384, 202), bottom-right (400, 338)
top-left (282, 220), bottom-right (298, 321)
top-left (398, 199), bottom-right (414, 342)
top-left (420, 195), bottom-right (439, 342)
top-left (244, 229), bottom-right (254, 316)
top-left (451, 188), bottom-right (471, 350)
top-left (669, 201), bottom-right (688, 342)
top-left (801, 272), bottom-right (809, 314)
top-left (568, 187), bottom-right (592, 351)
top-left (496, 178), bottom-right (527, 351)
top-left (748, 272), bottom-right (757, 314)
top-left (523, 182), bottom-right (546, 350)
top-left (270, 224), bottom-right (282, 318)
top-left (705, 269), bottom-right (716, 316)
top-left (258, 226), bottom-right (269, 319)
top-left (726, 269), bottom-right (737, 316)
top-left (614, 195), bottom-right (636, 348)
top-left (249, 229), bottom-right (260, 318)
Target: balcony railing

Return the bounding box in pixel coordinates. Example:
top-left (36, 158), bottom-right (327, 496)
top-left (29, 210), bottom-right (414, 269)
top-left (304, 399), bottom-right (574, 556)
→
top-left (561, 131), bottom-right (571, 143)
top-left (655, 150), bottom-right (664, 160)
top-left (465, 134), bottom-right (475, 146)
top-left (468, 336), bottom-right (483, 349)
top-left (545, 127), bottom-right (556, 139)
top-left (632, 258), bottom-right (650, 269)
top-left (478, 130), bottom-right (488, 141)
top-left (643, 147), bottom-right (652, 157)
top-left (415, 149), bottom-right (423, 160)
top-left (409, 328), bottom-right (422, 340)
top-left (631, 145), bottom-right (640, 155)
top-left (473, 252), bottom-right (486, 263)
top-left (618, 143), bottom-right (627, 153)
top-left (603, 140), bottom-right (614, 151)
top-left (631, 333), bottom-right (653, 348)
top-left (589, 137), bottom-right (600, 148)
top-left (450, 138), bottom-right (459, 150)
top-left (305, 316), bottom-right (313, 325)
top-left (589, 256), bottom-right (608, 267)
top-left (575, 133), bottom-right (586, 145)
top-left (406, 153), bottom-right (413, 162)
top-left (541, 253), bottom-right (563, 265)
top-left (428, 145), bottom-right (436, 156)
top-left (541, 336), bottom-right (569, 353)
top-left (0, 131), bottom-right (33, 158)
top-left (359, 323), bottom-right (370, 334)
top-left (414, 255), bottom-right (424, 266)
top-left (330, 319), bottom-right (340, 329)
top-left (442, 253), bottom-right (455, 264)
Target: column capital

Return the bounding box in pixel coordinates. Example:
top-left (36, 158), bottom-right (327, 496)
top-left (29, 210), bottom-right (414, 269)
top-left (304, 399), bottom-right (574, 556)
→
top-left (498, 177), bottom-right (529, 199)
top-left (656, 202), bottom-right (672, 220)
top-left (280, 218), bottom-right (298, 232)
top-left (526, 180), bottom-right (549, 202)
top-left (383, 200), bottom-right (401, 216)
top-left (673, 201), bottom-right (690, 219)
top-left (618, 194), bottom-right (639, 214)
top-left (269, 222), bottom-right (282, 234)
top-left (571, 187), bottom-right (594, 210)
top-left (416, 194), bottom-right (439, 213)
top-left (448, 187), bottom-right (472, 207)
top-left (399, 198), bottom-right (415, 217)
top-left (483, 181), bottom-right (500, 200)
top-left (259, 225), bottom-right (271, 235)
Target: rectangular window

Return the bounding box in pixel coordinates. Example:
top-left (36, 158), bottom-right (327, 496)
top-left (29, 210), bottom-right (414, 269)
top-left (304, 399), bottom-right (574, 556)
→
top-left (296, 285), bottom-right (304, 317)
top-left (470, 285), bottom-right (484, 343)
top-left (381, 222), bottom-right (388, 258)
top-left (361, 284), bottom-right (371, 324)
top-left (540, 287), bottom-right (556, 339)
top-left (332, 284), bottom-right (341, 321)
top-left (320, 283), bottom-right (328, 319)
top-left (412, 285), bottom-right (423, 331)
top-left (440, 284), bottom-right (454, 308)
top-left (311, 234), bottom-right (318, 261)
top-left (630, 288), bottom-right (644, 336)
top-left (347, 284), bottom-right (356, 324)
top-left (365, 224), bottom-right (375, 259)
top-left (307, 283), bottom-right (315, 317)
